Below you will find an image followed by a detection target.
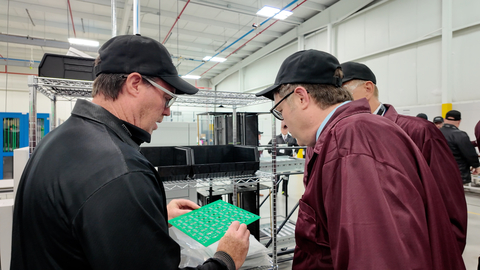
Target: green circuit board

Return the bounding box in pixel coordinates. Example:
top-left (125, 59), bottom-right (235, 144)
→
top-left (169, 200), bottom-right (260, 246)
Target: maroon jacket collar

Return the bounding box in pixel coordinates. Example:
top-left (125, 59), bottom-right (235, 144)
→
top-left (312, 98), bottom-right (371, 154)
top-left (383, 103), bottom-right (399, 123)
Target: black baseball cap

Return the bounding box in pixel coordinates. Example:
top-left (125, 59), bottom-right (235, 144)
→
top-left (256, 50), bottom-right (342, 100)
top-left (416, 113), bottom-right (428, 120)
top-left (258, 131), bottom-right (263, 134)
top-left (340, 61), bottom-right (376, 85)
top-left (445, 110), bottom-right (461, 121)
top-left (433, 116), bottom-right (444, 123)
top-left (94, 34), bottom-right (198, 95)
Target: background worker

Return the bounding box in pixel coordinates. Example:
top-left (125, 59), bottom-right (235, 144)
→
top-left (440, 110), bottom-right (480, 185)
top-left (268, 121), bottom-right (298, 196)
top-left (433, 116), bottom-right (444, 128)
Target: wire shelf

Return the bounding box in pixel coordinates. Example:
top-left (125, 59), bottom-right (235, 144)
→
top-left (162, 171), bottom-right (273, 191)
top-left (30, 76), bottom-right (270, 107)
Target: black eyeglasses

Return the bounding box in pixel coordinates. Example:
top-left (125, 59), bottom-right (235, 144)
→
top-left (270, 90), bottom-right (295, 120)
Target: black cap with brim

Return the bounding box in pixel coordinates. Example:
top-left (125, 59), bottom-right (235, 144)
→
top-left (340, 61), bottom-right (376, 85)
top-left (256, 84), bottom-right (279, 100)
top-left (446, 110), bottom-right (461, 121)
top-left (433, 116), bottom-right (444, 123)
top-left (256, 50), bottom-right (342, 100)
top-left (95, 34), bottom-right (198, 95)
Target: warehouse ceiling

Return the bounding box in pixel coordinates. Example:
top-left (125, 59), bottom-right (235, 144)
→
top-left (0, 0), bottom-right (376, 83)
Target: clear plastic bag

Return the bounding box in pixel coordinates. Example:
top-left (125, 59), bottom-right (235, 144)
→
top-left (169, 227), bottom-right (271, 269)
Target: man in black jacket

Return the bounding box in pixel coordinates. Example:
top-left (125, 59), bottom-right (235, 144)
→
top-left (11, 35), bottom-right (249, 270)
top-left (440, 110), bottom-right (480, 184)
top-left (268, 121), bottom-right (298, 157)
top-left (268, 121), bottom-right (298, 195)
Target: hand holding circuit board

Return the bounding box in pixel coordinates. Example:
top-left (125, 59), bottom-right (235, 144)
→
top-left (169, 200), bottom-right (260, 247)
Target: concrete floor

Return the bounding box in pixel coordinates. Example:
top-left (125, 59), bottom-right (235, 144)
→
top-left (260, 174), bottom-right (480, 270)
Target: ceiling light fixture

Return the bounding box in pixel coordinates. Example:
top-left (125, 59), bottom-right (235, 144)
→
top-left (203, 56), bottom-right (227, 62)
top-left (182, 75), bottom-right (201, 80)
top-left (256, 6), bottom-right (293, 20)
top-left (68, 38), bottom-right (99, 47)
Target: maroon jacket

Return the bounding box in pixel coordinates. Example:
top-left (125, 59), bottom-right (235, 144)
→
top-left (295, 99), bottom-right (464, 269)
top-left (383, 104), bottom-right (467, 252)
top-left (473, 120), bottom-right (480, 148)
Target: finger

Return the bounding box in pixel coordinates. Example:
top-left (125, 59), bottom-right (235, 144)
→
top-left (228, 221), bottom-right (240, 232)
top-left (178, 199), bottom-right (200, 210)
top-left (238, 223), bottom-right (248, 232)
top-left (243, 229), bottom-right (251, 240)
top-left (176, 209), bottom-right (193, 215)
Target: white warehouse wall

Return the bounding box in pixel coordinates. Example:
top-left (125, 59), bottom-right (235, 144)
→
top-left (215, 0), bottom-right (480, 140)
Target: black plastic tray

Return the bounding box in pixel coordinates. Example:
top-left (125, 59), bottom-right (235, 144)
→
top-left (141, 146), bottom-right (191, 181)
top-left (38, 53), bottom-right (95, 80)
top-left (189, 145), bottom-right (259, 178)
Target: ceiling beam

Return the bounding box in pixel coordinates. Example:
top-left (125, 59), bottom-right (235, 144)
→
top-left (301, 2), bottom-right (327, 11)
top-left (165, 48), bottom-right (244, 61)
top-left (0, 32), bottom-right (249, 61)
top-left (179, 0), bottom-right (304, 25)
top-left (210, 0), bottom-right (375, 86)
top-left (69, 0), bottom-right (283, 37)
top-left (1, 14), bottom-right (266, 49)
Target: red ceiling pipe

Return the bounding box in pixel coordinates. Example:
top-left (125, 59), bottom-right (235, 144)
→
top-left (0, 66), bottom-right (37, 76)
top-left (162, 0), bottom-right (191, 44)
top-left (67, 0), bottom-right (77, 38)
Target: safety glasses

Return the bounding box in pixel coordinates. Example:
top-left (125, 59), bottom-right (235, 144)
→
top-left (143, 77), bottom-right (178, 108)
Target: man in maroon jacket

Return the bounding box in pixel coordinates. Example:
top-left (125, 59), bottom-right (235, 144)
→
top-left (340, 61), bottom-right (467, 253)
top-left (256, 50), bottom-right (464, 269)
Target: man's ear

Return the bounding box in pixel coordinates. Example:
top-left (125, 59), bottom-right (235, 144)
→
top-left (123, 72), bottom-right (143, 97)
top-left (294, 86), bottom-right (310, 109)
top-left (364, 81), bottom-right (375, 99)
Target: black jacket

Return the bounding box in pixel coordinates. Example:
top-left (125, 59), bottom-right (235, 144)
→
top-left (11, 99), bottom-right (232, 270)
top-left (440, 123), bottom-right (480, 183)
top-left (268, 134), bottom-right (298, 156)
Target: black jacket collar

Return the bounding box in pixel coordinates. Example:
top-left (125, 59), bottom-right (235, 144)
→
top-left (71, 99), bottom-right (151, 149)
top-left (442, 123), bottom-right (459, 130)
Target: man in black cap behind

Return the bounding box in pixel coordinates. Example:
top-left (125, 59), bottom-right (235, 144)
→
top-left (416, 113), bottom-right (428, 120)
top-left (340, 61), bottom-right (467, 253)
top-left (256, 50), bottom-right (463, 270)
top-left (11, 35), bottom-right (249, 270)
top-left (433, 116), bottom-right (444, 128)
top-left (441, 110), bottom-right (480, 184)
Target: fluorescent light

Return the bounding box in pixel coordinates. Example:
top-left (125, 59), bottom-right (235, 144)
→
top-left (256, 6), bottom-right (292, 20)
top-left (203, 56), bottom-right (227, 63)
top-left (68, 38), bottom-right (99, 47)
top-left (182, 75), bottom-right (201, 80)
